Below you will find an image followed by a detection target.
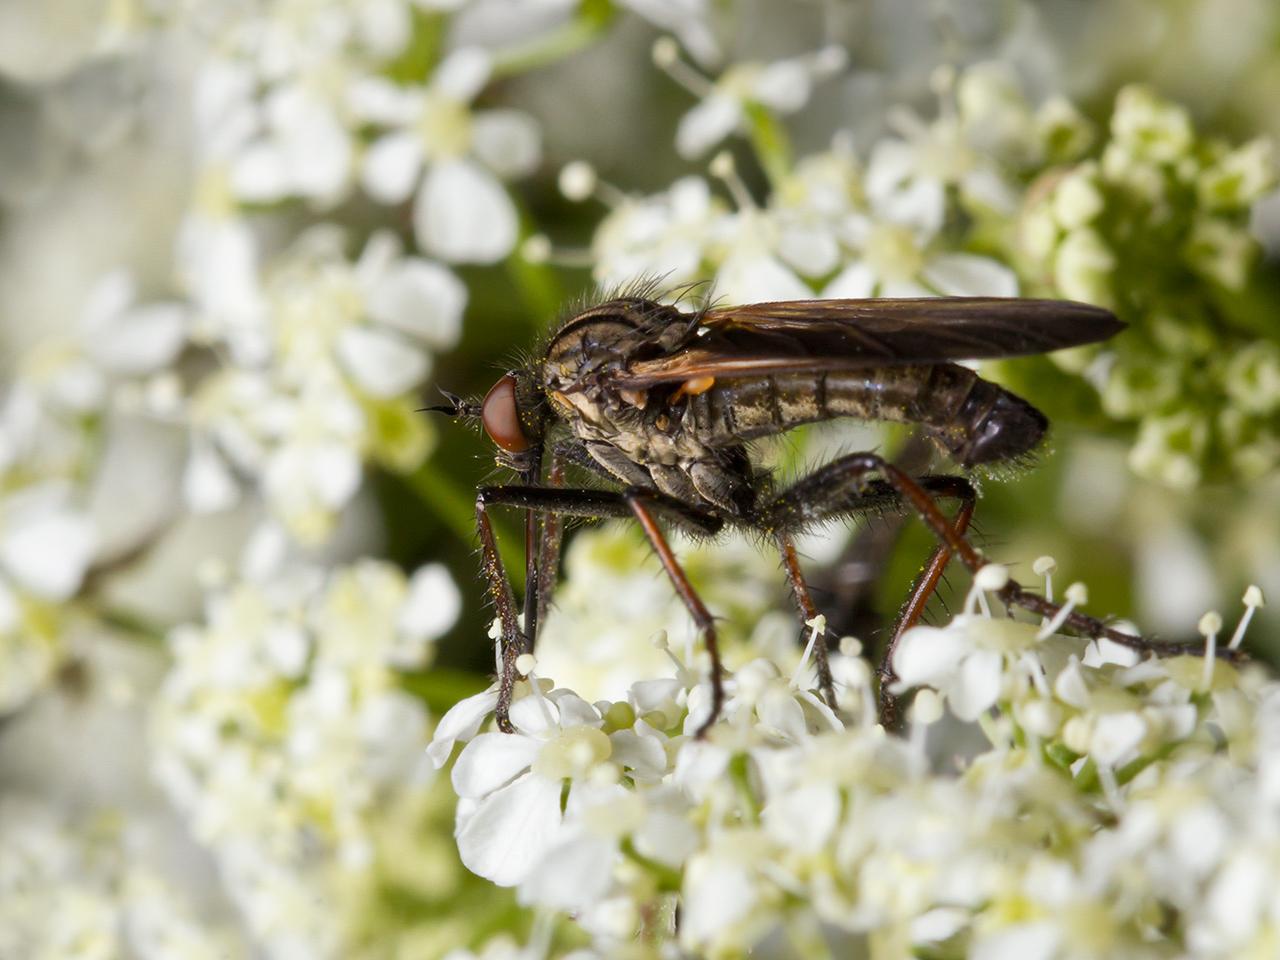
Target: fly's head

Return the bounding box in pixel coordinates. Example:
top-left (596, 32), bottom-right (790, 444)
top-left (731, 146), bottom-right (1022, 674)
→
top-left (429, 365), bottom-right (548, 474)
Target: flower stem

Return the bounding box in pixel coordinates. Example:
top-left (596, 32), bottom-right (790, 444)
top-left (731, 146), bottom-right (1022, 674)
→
top-left (403, 462), bottom-right (525, 584)
top-left (491, 0), bottom-right (618, 78)
top-left (744, 102), bottom-right (793, 190)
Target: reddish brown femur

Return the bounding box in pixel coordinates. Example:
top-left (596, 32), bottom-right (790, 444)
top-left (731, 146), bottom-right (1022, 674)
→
top-left (481, 374), bottom-right (529, 453)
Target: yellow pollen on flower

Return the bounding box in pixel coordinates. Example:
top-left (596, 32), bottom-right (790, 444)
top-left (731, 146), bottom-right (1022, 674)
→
top-left (532, 725), bottom-right (612, 780)
top-left (418, 95), bottom-right (473, 159)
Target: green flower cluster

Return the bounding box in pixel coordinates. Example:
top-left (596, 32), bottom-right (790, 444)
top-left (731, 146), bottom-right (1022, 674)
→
top-left (1014, 85), bottom-right (1278, 488)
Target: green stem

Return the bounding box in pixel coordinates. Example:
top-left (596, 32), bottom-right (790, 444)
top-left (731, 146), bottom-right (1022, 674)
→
top-left (403, 463), bottom-right (525, 582)
top-left (399, 666), bottom-right (491, 713)
top-left (505, 194), bottom-right (569, 327)
top-left (490, 0), bottom-right (618, 77)
top-left (744, 102), bottom-right (793, 191)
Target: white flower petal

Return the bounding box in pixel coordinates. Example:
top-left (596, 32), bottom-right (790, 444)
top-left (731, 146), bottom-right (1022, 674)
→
top-left (230, 142), bottom-right (290, 201)
top-left (456, 771), bottom-right (564, 886)
top-left (608, 729), bottom-right (668, 781)
top-left (675, 94), bottom-right (742, 159)
top-left (361, 131), bottom-right (426, 204)
top-left (88, 302), bottom-right (187, 374)
top-left (763, 784), bottom-right (839, 852)
top-left (822, 261), bottom-right (876, 298)
top-left (453, 732), bottom-right (542, 799)
top-left (865, 139), bottom-right (917, 201)
top-left (879, 278), bottom-right (933, 298)
top-left (472, 110), bottom-right (541, 179)
top-left (923, 253), bottom-right (1018, 297)
top-left (777, 224), bottom-right (839, 277)
top-left (415, 159), bottom-right (518, 264)
top-left (433, 47), bottom-right (492, 102)
top-left (892, 625), bottom-right (969, 688)
top-left (365, 258), bottom-right (466, 348)
top-left (949, 649), bottom-right (1003, 721)
top-left (428, 688), bottom-right (499, 768)
top-left (876, 178), bottom-right (944, 239)
top-left (399, 563), bottom-right (462, 640)
top-left (335, 326), bottom-right (429, 397)
top-left (519, 833), bottom-right (616, 911)
top-left (0, 501), bottom-right (94, 600)
top-left (1090, 711), bottom-right (1147, 766)
top-left (347, 75), bottom-right (421, 125)
top-left (716, 252), bottom-right (810, 304)
top-left (509, 692), bottom-right (562, 736)
top-left (681, 852), bottom-right (759, 944)
top-left (972, 923), bottom-right (1060, 960)
top-left (80, 269), bottom-right (136, 331)
top-left (183, 439), bottom-right (241, 513)
top-left (752, 61), bottom-right (811, 113)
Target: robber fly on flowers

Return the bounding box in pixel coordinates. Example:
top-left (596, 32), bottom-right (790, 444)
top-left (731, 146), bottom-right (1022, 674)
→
top-left (433, 291), bottom-right (1239, 735)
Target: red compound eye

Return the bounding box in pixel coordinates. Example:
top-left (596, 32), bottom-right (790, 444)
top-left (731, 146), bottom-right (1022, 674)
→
top-left (481, 374), bottom-right (529, 453)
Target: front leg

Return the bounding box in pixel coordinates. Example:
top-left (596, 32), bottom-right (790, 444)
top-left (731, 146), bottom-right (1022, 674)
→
top-left (475, 484), bottom-right (722, 733)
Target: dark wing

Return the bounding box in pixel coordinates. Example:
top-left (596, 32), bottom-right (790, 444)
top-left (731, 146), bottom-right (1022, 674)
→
top-left (611, 297), bottom-right (1123, 389)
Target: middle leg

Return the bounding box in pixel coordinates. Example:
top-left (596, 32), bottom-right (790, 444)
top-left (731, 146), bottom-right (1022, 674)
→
top-left (764, 472), bottom-right (976, 714)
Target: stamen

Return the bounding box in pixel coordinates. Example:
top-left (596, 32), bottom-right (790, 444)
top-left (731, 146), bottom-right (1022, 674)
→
top-left (1036, 582), bottom-right (1088, 640)
top-left (1021, 650), bottom-right (1051, 698)
top-left (710, 151), bottom-right (758, 211)
top-left (1199, 611), bottom-right (1222, 689)
top-left (557, 160), bottom-right (629, 208)
top-left (1229, 585), bottom-right (1265, 650)
top-left (791, 614), bottom-right (826, 687)
top-left (1098, 762), bottom-right (1124, 816)
top-left (1032, 555), bottom-right (1057, 603)
top-left (651, 37), bottom-right (714, 98)
top-left (909, 689), bottom-right (943, 776)
top-left (965, 563), bottom-right (1009, 618)
top-left (651, 629), bottom-right (689, 679)
top-left (520, 234), bottom-right (595, 268)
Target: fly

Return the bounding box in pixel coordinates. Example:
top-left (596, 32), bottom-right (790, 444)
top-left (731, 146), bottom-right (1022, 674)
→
top-left (433, 294), bottom-right (1240, 734)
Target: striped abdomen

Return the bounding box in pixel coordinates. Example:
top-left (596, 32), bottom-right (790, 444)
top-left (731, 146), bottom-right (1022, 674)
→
top-left (683, 363), bottom-right (1047, 467)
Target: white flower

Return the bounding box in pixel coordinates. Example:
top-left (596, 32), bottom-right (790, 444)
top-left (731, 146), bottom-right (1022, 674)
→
top-left (184, 227), bottom-right (463, 538)
top-left (452, 687), bottom-right (609, 886)
top-left (591, 176), bottom-right (726, 292)
top-left (892, 615), bottom-right (1043, 722)
top-left (355, 48), bottom-right (540, 263)
top-left (823, 147), bottom-right (1018, 299)
top-left (657, 42), bottom-right (847, 159)
top-left (152, 559), bottom-right (451, 955)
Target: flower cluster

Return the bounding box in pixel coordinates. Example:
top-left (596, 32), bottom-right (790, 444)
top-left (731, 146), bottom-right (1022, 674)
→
top-left (562, 60), bottom-right (1074, 307)
top-left (1014, 85), bottom-right (1278, 488)
top-left (434, 571), bottom-right (1275, 958)
top-left (151, 557), bottom-right (459, 957)
top-left (0, 795), bottom-right (235, 959)
top-left (182, 225), bottom-right (465, 541)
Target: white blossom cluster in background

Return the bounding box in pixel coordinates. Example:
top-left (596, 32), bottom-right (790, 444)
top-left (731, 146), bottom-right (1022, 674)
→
top-left (435, 572), bottom-right (1276, 960)
top-left (1, 0), bottom-right (1279, 958)
top-left (151, 556), bottom-right (457, 956)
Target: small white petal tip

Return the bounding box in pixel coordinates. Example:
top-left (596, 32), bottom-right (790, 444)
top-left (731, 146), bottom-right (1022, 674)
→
top-left (839, 636), bottom-right (862, 657)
